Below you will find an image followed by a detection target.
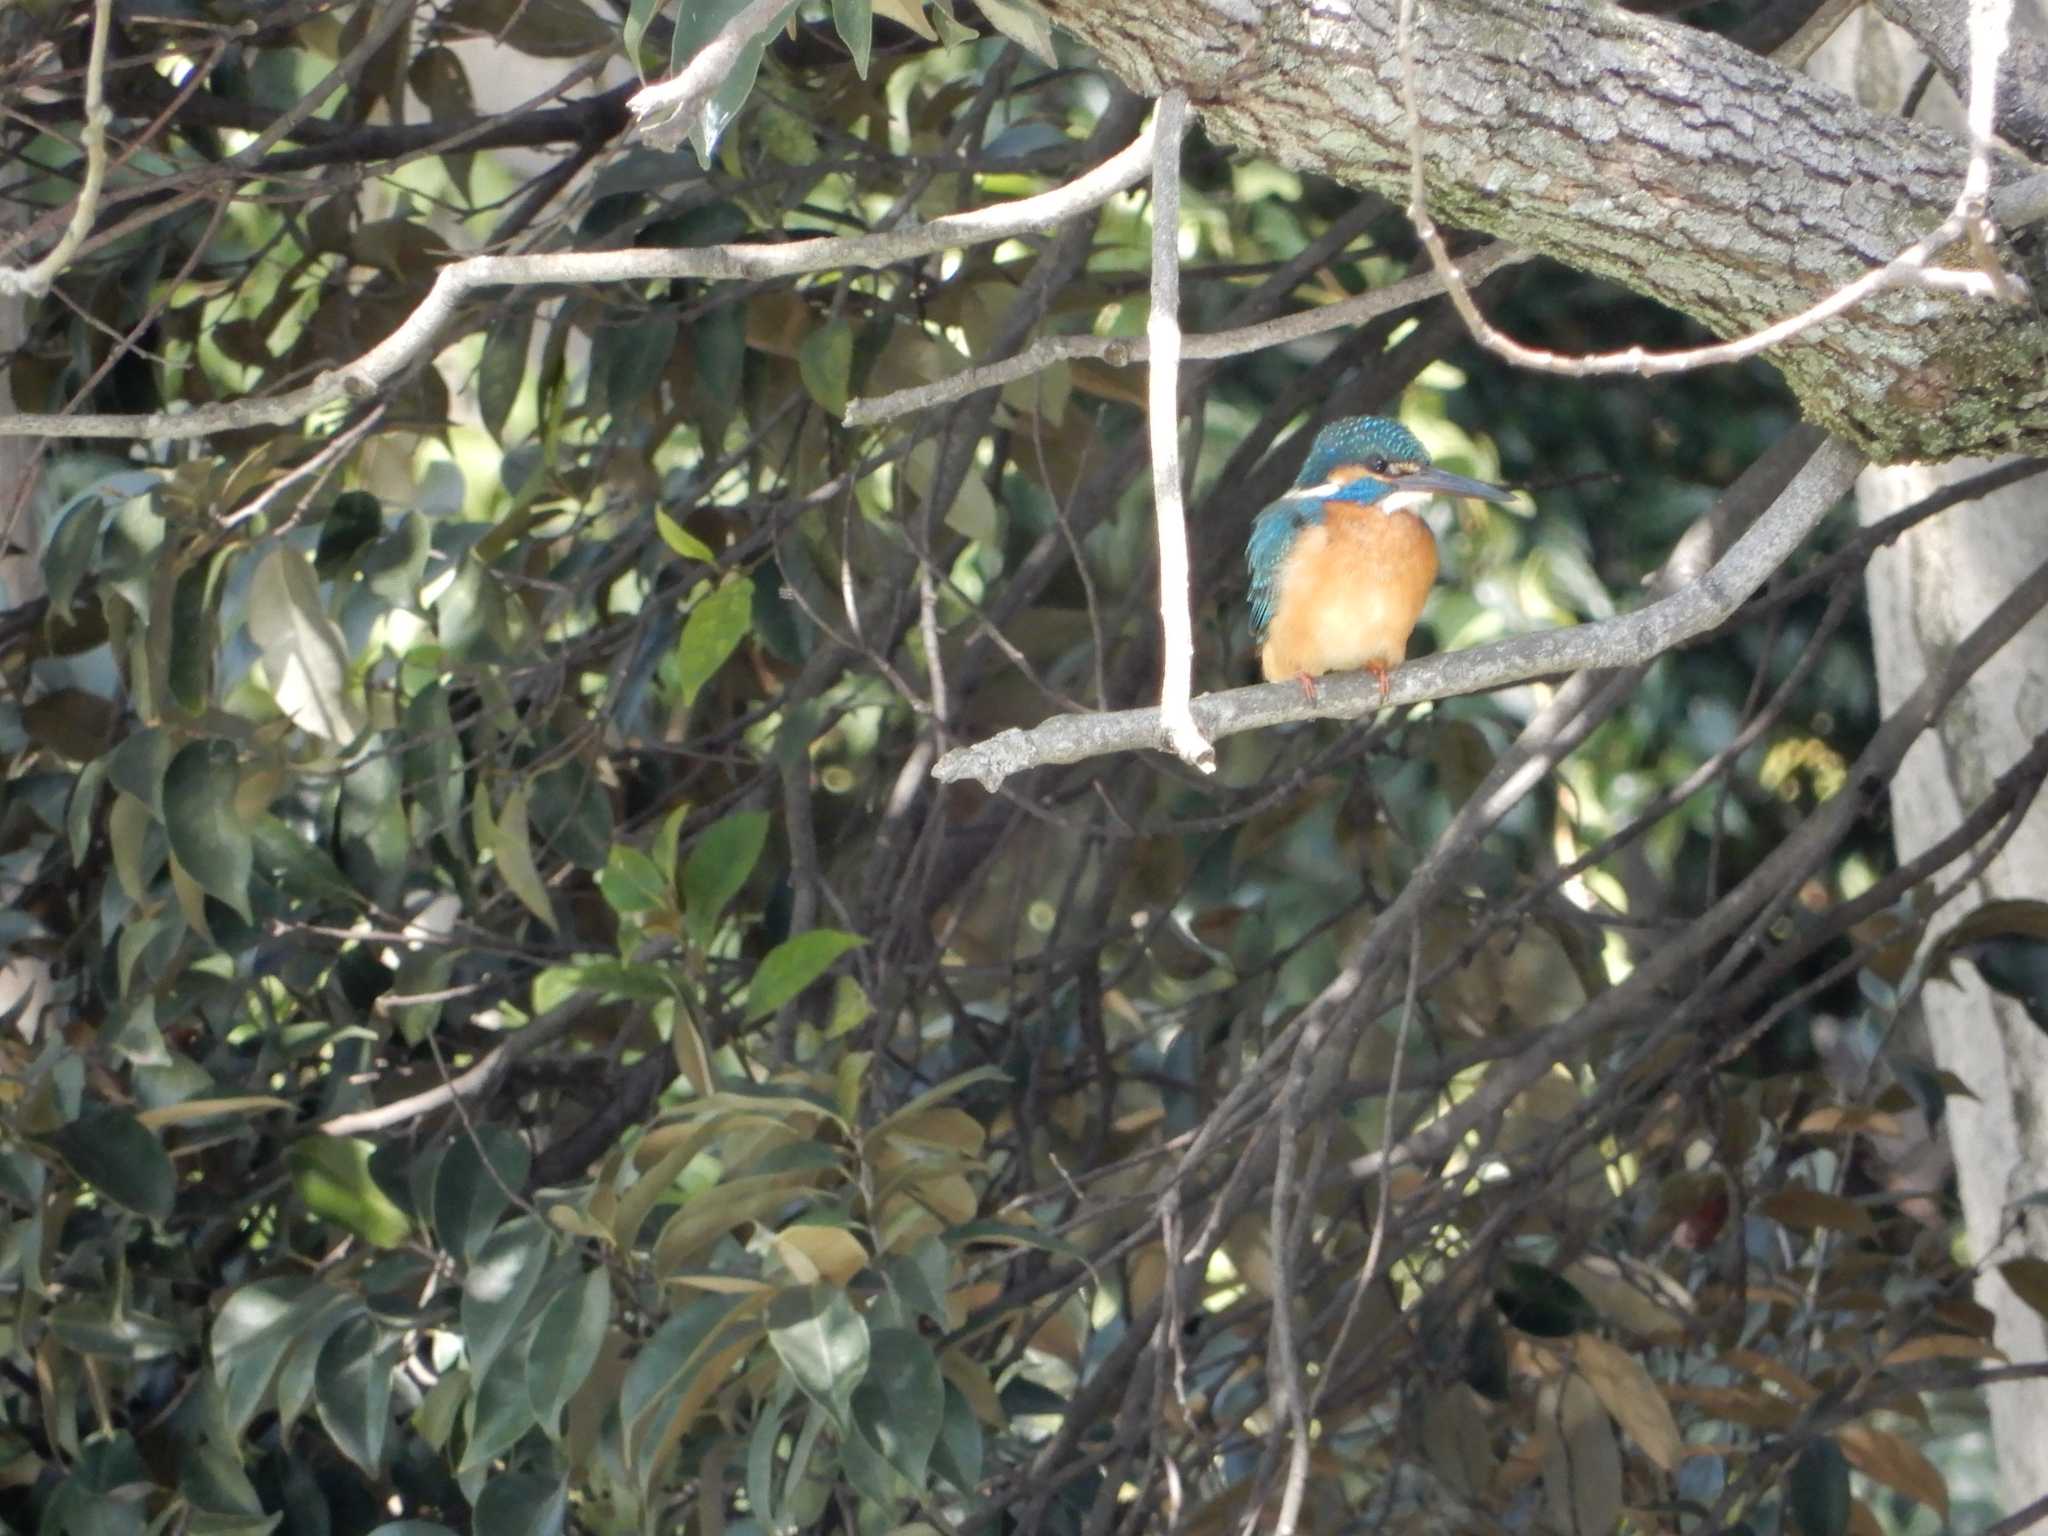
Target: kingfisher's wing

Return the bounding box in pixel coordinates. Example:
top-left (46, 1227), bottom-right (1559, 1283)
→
top-left (1246, 499), bottom-right (1312, 640)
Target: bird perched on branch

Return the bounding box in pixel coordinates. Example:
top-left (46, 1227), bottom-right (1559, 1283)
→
top-left (1247, 416), bottom-right (1518, 703)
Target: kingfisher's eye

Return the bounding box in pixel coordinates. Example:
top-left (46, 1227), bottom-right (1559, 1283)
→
top-left (1369, 455), bottom-right (1390, 474)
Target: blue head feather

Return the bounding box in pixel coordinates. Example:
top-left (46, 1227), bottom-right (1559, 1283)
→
top-left (1246, 417), bottom-right (1431, 639)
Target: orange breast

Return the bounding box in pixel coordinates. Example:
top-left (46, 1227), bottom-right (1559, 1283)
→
top-left (1259, 503), bottom-right (1438, 683)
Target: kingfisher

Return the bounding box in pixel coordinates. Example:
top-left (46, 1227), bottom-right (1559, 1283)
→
top-left (1247, 415), bottom-right (1518, 704)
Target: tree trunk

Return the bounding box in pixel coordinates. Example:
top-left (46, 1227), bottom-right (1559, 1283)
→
top-left (1030, 0), bottom-right (2047, 461)
top-left (1858, 460), bottom-right (2048, 1510)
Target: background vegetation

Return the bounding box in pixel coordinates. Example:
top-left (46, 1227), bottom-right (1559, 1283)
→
top-left (2, 1), bottom-right (2044, 1533)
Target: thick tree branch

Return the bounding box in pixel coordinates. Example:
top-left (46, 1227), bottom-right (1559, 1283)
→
top-left (1392, 0), bottom-right (2027, 380)
top-left (931, 436), bottom-right (1864, 789)
top-left (1029, 0), bottom-right (2048, 459)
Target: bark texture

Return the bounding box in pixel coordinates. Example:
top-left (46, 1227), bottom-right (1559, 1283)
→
top-left (1821, 7), bottom-right (2048, 1502)
top-left (1031, 0), bottom-right (2048, 462)
top-left (1859, 460), bottom-right (2048, 1511)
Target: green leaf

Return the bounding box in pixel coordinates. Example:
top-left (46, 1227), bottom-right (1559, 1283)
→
top-left (315, 490), bottom-right (384, 576)
top-left (67, 755), bottom-right (107, 864)
top-left (930, 1381), bottom-right (985, 1493)
top-left (693, 301), bottom-right (745, 417)
top-left (478, 306), bottom-right (535, 443)
top-left (43, 474), bottom-right (154, 621)
top-left (106, 727), bottom-right (171, 822)
top-left (472, 1474), bottom-right (567, 1536)
top-left (493, 783), bottom-right (558, 930)
top-left (273, 1291), bottom-right (363, 1436)
top-left (600, 844), bottom-right (671, 916)
top-left (338, 745), bottom-right (408, 911)
top-left (798, 319), bottom-right (854, 416)
top-left (528, 1269), bottom-right (611, 1435)
top-left (288, 1137), bottom-right (413, 1248)
top-left (656, 510), bottom-right (715, 562)
top-left (527, 757), bottom-right (613, 870)
top-left (880, 1236), bottom-right (952, 1328)
top-left (402, 680), bottom-right (465, 843)
top-left (432, 1124), bottom-right (531, 1262)
top-left (623, 0), bottom-right (666, 57)
top-left (930, 0), bottom-right (977, 46)
top-left (363, 509), bottom-right (432, 608)
top-left (746, 930), bottom-right (864, 1020)
top-left (675, 578), bottom-right (753, 707)
top-left (461, 1346), bottom-right (544, 1472)
top-left (248, 545), bottom-right (366, 743)
top-left (976, 0), bottom-right (1058, 64)
top-left (212, 1278), bottom-right (329, 1432)
top-left (316, 1313), bottom-right (398, 1475)
top-left (850, 1328), bottom-right (943, 1485)
top-left (594, 312), bottom-right (678, 420)
top-left (831, 0), bottom-right (873, 74)
top-left (1789, 1437), bottom-right (1852, 1536)
top-left (767, 1283), bottom-right (869, 1426)
top-left (621, 1293), bottom-right (754, 1453)
top-left (461, 1218), bottom-right (555, 1384)
top-left (682, 809), bottom-right (769, 948)
top-left (167, 557), bottom-right (215, 714)
top-left (47, 1301), bottom-right (185, 1360)
top-left (47, 1107), bottom-right (174, 1220)
top-left (252, 816), bottom-right (360, 908)
top-left (163, 738), bottom-right (254, 921)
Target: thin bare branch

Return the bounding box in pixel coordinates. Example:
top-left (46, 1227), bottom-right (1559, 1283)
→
top-left (1145, 90), bottom-right (1213, 775)
top-left (843, 244), bottom-right (1531, 427)
top-left (933, 438), bottom-right (1864, 789)
top-left (0, 0), bottom-right (113, 299)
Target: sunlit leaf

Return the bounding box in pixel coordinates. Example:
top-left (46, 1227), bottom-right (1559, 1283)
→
top-left (768, 1284), bottom-right (869, 1425)
top-left (831, 0), bottom-right (873, 74)
top-left (656, 510), bottom-right (715, 562)
top-left (248, 545), bottom-right (366, 743)
top-left (676, 579), bottom-right (753, 707)
top-left (493, 782), bottom-right (558, 930)
top-left (798, 319), bottom-right (854, 416)
top-left (746, 930), bottom-right (863, 1020)
top-left (976, 0), bottom-right (1057, 63)
top-left (289, 1138), bottom-right (413, 1248)
top-left (682, 809), bottom-right (769, 947)
top-left (1570, 1334), bottom-right (1680, 1471)
top-left (601, 844), bottom-right (671, 916)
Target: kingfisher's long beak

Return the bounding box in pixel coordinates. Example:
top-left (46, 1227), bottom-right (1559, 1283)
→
top-left (1395, 465), bottom-right (1519, 504)
top-left (1294, 464), bottom-right (1519, 505)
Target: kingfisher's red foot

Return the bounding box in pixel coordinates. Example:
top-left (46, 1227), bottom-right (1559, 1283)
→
top-left (1366, 661), bottom-right (1392, 705)
top-left (1295, 672), bottom-right (1320, 704)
